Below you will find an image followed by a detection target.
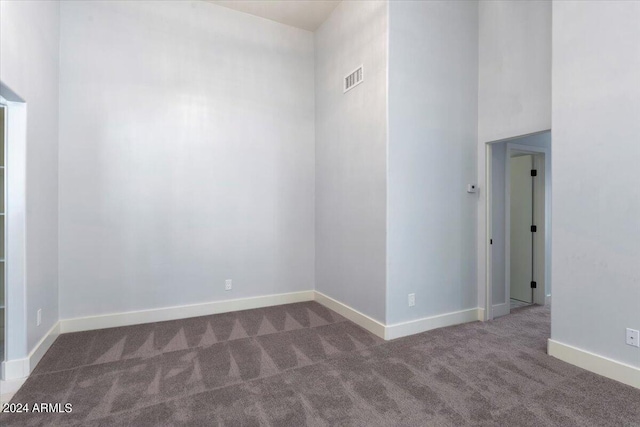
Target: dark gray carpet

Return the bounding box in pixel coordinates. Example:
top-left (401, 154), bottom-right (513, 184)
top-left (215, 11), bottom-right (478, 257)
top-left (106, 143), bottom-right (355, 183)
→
top-left (2, 302), bottom-right (639, 426)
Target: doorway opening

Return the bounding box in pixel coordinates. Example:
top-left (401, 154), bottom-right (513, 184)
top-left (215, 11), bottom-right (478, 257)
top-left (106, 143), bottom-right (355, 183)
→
top-left (0, 81), bottom-right (27, 382)
top-left (486, 131), bottom-right (551, 319)
top-left (0, 104), bottom-right (4, 364)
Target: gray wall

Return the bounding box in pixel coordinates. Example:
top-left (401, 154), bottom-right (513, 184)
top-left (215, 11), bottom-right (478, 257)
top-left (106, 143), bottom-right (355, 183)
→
top-left (314, 1), bottom-right (388, 323)
top-left (387, 0), bottom-right (478, 325)
top-left (58, 1), bottom-right (315, 319)
top-left (476, 0), bottom-right (551, 311)
top-left (478, 0), bottom-right (551, 143)
top-left (552, 1), bottom-right (640, 367)
top-left (0, 0), bottom-right (60, 355)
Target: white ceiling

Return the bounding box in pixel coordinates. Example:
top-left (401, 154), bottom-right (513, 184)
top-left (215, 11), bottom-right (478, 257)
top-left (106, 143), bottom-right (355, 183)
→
top-left (207, 0), bottom-right (341, 32)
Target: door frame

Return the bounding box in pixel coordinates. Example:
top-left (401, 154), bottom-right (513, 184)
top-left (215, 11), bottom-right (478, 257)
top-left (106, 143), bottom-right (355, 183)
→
top-left (0, 82), bottom-right (28, 381)
top-left (0, 102), bottom-right (5, 367)
top-left (484, 133), bottom-right (551, 320)
top-left (504, 144), bottom-right (549, 312)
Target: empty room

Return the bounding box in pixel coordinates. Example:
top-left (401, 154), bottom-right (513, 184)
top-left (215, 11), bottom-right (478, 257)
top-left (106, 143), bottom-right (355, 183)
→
top-left (1, 0), bottom-right (639, 425)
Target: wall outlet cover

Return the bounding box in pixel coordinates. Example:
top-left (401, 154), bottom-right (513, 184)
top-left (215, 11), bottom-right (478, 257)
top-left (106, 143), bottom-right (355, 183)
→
top-left (408, 293), bottom-right (416, 307)
top-left (225, 279), bottom-right (232, 291)
top-left (626, 328), bottom-right (640, 347)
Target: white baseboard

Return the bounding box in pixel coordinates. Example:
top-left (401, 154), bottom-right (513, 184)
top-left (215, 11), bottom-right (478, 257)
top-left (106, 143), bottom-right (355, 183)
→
top-left (385, 307), bottom-right (483, 340)
top-left (0, 377), bottom-right (26, 403)
top-left (492, 302), bottom-right (509, 318)
top-left (545, 294), bottom-right (552, 306)
top-left (313, 291), bottom-right (482, 341)
top-left (548, 339), bottom-right (640, 389)
top-left (31, 322), bottom-right (61, 372)
top-left (60, 290), bottom-right (315, 334)
top-left (1, 321), bottom-right (60, 381)
top-left (313, 291), bottom-right (386, 339)
top-left (1, 357), bottom-right (28, 381)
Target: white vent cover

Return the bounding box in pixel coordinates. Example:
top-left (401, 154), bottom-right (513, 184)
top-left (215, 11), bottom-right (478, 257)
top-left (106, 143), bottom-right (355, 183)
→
top-left (344, 65), bottom-right (364, 93)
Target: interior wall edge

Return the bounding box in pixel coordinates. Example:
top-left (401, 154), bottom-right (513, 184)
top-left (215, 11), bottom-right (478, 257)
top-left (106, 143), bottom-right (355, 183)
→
top-left (314, 291), bottom-right (386, 339)
top-left (1, 321), bottom-right (60, 381)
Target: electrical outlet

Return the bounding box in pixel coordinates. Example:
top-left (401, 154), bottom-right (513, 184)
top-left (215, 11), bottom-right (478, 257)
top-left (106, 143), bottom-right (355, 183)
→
top-left (37, 309), bottom-right (42, 327)
top-left (408, 293), bottom-right (415, 307)
top-left (626, 328), bottom-right (640, 347)
top-left (225, 279), bottom-right (232, 291)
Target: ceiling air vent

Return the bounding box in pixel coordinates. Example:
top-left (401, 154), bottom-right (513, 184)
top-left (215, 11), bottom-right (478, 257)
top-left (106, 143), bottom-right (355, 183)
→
top-left (344, 65), bottom-right (364, 93)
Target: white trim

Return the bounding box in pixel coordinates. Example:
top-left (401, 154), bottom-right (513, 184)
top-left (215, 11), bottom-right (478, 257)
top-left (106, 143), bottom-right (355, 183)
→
top-left (384, 0), bottom-right (391, 337)
top-left (1, 357), bottom-right (28, 381)
top-left (0, 96), bottom-right (28, 363)
top-left (492, 302), bottom-right (509, 318)
top-left (313, 291), bottom-right (386, 339)
top-left (1, 321), bottom-right (60, 381)
top-left (0, 377), bottom-right (26, 403)
top-left (385, 308), bottom-right (482, 340)
top-left (548, 339), bottom-right (640, 389)
top-left (30, 322), bottom-right (60, 372)
top-left (484, 142), bottom-right (493, 320)
top-left (0, 102), bottom-right (5, 365)
top-left (60, 291), bottom-right (315, 334)
top-left (313, 291), bottom-right (483, 341)
top-left (545, 295), bottom-right (551, 306)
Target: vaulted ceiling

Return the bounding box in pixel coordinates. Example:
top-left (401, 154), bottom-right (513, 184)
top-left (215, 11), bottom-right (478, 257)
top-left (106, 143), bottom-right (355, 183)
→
top-left (207, 0), bottom-right (341, 31)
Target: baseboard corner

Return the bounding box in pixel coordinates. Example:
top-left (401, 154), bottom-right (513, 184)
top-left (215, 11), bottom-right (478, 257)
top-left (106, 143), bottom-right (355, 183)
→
top-left (313, 291), bottom-right (386, 339)
top-left (1, 321), bottom-right (60, 382)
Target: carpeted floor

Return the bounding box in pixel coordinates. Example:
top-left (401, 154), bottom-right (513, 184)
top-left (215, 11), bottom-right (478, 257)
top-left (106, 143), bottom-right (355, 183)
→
top-left (2, 302), bottom-right (639, 426)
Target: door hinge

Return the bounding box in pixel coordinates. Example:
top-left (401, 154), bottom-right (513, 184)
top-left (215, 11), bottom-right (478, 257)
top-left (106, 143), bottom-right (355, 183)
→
top-left (531, 169), bottom-right (537, 177)
top-left (531, 225), bottom-right (537, 232)
top-left (530, 281), bottom-right (537, 289)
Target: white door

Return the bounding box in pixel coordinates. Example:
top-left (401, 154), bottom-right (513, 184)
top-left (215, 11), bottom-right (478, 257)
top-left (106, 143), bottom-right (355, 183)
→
top-left (510, 155), bottom-right (533, 303)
